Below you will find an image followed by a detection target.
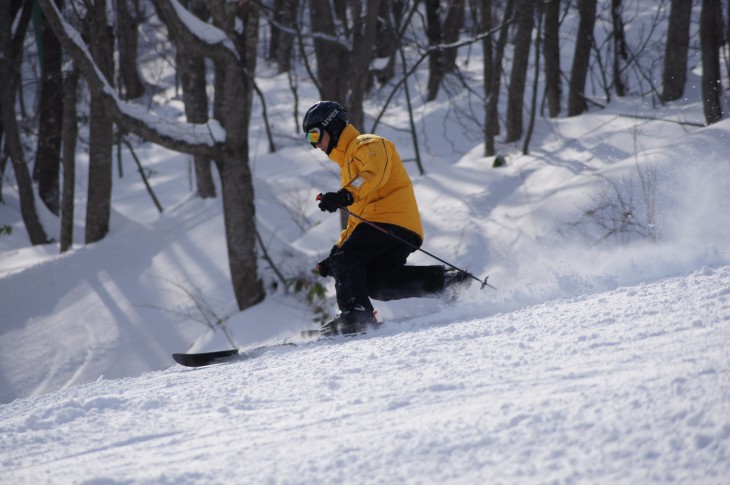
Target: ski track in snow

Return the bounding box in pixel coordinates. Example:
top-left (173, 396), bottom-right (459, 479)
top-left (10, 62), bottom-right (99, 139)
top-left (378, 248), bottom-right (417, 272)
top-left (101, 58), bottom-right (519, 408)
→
top-left (1, 265), bottom-right (728, 484)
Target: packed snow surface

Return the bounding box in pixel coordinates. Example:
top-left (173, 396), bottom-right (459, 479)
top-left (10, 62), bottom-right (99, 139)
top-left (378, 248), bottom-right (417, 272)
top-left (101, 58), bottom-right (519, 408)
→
top-left (2, 2), bottom-right (730, 482)
top-left (1, 265), bottom-right (728, 484)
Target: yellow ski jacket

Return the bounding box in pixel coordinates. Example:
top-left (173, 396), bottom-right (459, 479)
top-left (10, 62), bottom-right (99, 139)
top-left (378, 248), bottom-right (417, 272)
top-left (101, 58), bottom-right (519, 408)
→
top-left (328, 124), bottom-right (424, 247)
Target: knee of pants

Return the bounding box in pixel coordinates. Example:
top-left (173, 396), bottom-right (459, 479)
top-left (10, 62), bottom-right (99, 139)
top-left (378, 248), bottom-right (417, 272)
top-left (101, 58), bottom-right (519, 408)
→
top-left (367, 279), bottom-right (388, 301)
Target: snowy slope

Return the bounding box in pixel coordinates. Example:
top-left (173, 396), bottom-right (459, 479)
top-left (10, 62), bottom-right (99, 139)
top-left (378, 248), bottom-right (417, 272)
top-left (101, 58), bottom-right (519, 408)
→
top-left (1, 4), bottom-right (730, 482)
top-left (1, 265), bottom-right (728, 484)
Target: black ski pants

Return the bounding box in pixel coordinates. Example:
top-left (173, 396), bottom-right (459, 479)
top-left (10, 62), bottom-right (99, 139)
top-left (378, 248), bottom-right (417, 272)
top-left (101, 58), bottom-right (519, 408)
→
top-left (330, 223), bottom-right (445, 312)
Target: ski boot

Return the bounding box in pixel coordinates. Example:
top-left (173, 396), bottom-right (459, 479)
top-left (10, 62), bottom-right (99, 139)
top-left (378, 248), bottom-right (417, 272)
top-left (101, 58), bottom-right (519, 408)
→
top-left (442, 268), bottom-right (473, 301)
top-left (320, 305), bottom-right (378, 337)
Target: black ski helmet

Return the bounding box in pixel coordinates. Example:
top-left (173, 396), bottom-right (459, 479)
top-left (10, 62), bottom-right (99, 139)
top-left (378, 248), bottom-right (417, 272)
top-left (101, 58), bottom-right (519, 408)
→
top-left (302, 101), bottom-right (348, 154)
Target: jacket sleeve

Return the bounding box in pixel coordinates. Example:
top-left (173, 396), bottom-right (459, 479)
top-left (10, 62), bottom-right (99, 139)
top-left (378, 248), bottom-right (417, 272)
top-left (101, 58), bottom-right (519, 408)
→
top-left (343, 137), bottom-right (392, 202)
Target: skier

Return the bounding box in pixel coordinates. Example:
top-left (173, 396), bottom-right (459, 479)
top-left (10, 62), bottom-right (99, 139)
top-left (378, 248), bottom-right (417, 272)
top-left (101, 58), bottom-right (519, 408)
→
top-left (303, 101), bottom-right (470, 336)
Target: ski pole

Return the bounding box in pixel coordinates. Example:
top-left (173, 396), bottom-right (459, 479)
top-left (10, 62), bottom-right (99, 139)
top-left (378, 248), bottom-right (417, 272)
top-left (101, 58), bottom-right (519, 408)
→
top-left (317, 194), bottom-right (496, 290)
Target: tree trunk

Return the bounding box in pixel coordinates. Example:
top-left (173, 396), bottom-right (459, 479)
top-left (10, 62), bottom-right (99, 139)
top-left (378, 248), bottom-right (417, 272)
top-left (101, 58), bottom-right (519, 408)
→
top-left (425, 0), bottom-right (443, 101)
top-left (33, 0), bottom-right (64, 216)
top-left (117, 0), bottom-right (145, 99)
top-left (176, 0), bottom-right (215, 198)
top-left (441, 0), bottom-right (465, 75)
top-left (346, 0), bottom-right (382, 130)
top-left (661, 0), bottom-right (692, 102)
top-left (209, 0), bottom-right (265, 310)
top-left (523, 2), bottom-right (544, 155)
top-left (484, 0), bottom-right (515, 155)
top-left (543, 0), bottom-right (561, 118)
top-left (269, 0), bottom-right (296, 74)
top-left (84, 0), bottom-right (115, 244)
top-left (479, 0), bottom-right (492, 156)
top-left (700, 0), bottom-right (724, 125)
top-left (309, 0), bottom-right (348, 102)
top-left (60, 68), bottom-right (78, 253)
top-left (371, 0), bottom-right (405, 86)
top-left (610, 0), bottom-right (628, 97)
top-left (0, 0), bottom-right (48, 244)
top-left (505, 0), bottom-right (534, 143)
top-left (567, 0), bottom-right (597, 117)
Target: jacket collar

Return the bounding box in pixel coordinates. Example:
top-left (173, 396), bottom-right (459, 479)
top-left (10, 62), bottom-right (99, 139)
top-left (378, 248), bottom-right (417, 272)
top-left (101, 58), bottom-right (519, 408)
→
top-left (328, 124), bottom-right (361, 167)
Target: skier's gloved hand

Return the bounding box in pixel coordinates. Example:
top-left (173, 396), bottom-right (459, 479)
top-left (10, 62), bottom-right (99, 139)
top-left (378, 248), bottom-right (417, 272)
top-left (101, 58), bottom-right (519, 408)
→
top-left (315, 245), bottom-right (338, 277)
top-left (315, 257), bottom-right (332, 277)
top-left (317, 189), bottom-right (354, 213)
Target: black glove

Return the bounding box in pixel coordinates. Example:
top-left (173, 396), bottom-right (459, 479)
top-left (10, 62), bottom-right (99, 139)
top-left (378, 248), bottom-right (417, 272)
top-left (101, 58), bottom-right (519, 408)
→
top-left (314, 246), bottom-right (339, 277)
top-left (317, 189), bottom-right (354, 213)
top-left (315, 258), bottom-right (332, 277)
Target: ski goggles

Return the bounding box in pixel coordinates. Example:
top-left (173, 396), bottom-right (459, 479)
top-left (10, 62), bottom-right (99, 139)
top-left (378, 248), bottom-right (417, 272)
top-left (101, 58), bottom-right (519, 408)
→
top-left (306, 127), bottom-right (321, 146)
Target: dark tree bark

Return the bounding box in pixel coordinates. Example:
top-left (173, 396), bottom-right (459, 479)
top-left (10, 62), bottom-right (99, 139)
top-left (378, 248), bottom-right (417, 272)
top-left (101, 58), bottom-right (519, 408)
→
top-left (425, 0), bottom-right (465, 101)
top-left (484, 0), bottom-right (515, 156)
top-left (505, 0), bottom-right (534, 143)
top-left (269, 0), bottom-right (296, 74)
top-left (479, 0), bottom-right (493, 98)
top-left (425, 0), bottom-right (442, 101)
top-left (308, 0), bottom-right (382, 130)
top-left (567, 0), bottom-right (597, 117)
top-left (0, 0), bottom-right (49, 244)
top-left (440, 0), bottom-right (465, 75)
top-left (523, 2), bottom-right (544, 155)
top-left (346, 0), bottom-right (382, 130)
top-left (371, 0), bottom-right (406, 86)
top-left (309, 0), bottom-right (348, 103)
top-left (209, 0), bottom-right (265, 309)
top-left (543, 0), bottom-right (561, 118)
top-left (479, 0), bottom-right (493, 155)
top-left (661, 0), bottom-right (692, 102)
top-left (60, 68), bottom-right (78, 253)
top-left (176, 0), bottom-right (215, 198)
top-left (84, 0), bottom-right (115, 244)
top-left (699, 0), bottom-right (724, 125)
top-left (33, 0), bottom-right (64, 216)
top-left (117, 0), bottom-right (145, 99)
top-left (610, 0), bottom-right (628, 97)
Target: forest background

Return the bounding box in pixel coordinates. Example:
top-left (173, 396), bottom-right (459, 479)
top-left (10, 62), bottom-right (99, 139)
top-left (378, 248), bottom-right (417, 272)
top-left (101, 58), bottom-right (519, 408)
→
top-left (1, 0), bottom-right (728, 403)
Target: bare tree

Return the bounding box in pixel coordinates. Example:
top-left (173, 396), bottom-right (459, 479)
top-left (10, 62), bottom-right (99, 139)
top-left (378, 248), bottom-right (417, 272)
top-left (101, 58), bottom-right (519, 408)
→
top-left (505, 0), bottom-right (534, 143)
top-left (425, 0), bottom-right (465, 101)
top-left (484, 0), bottom-right (515, 156)
top-left (60, 68), bottom-right (79, 253)
top-left (371, 0), bottom-right (407, 86)
top-left (700, 0), bottom-right (724, 125)
top-left (661, 0), bottom-right (692, 102)
top-left (610, 0), bottom-right (628, 97)
top-left (39, 0), bottom-right (265, 310)
top-left (440, 0), bottom-right (466, 77)
top-left (543, 0), bottom-right (561, 118)
top-left (567, 0), bottom-right (597, 116)
top-left (308, 0), bottom-right (382, 131)
top-left (0, 0), bottom-right (49, 244)
top-left (309, 0), bottom-right (348, 102)
top-left (33, 0), bottom-right (64, 216)
top-left (523, 1), bottom-right (545, 155)
top-left (175, 0), bottom-right (215, 198)
top-left (268, 0), bottom-right (296, 74)
top-left (117, 0), bottom-right (145, 99)
top-left (84, 0), bottom-right (116, 244)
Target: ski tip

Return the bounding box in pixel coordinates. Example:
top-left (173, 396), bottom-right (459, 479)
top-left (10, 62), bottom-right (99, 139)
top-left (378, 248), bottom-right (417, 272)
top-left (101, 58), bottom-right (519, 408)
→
top-left (172, 349), bottom-right (239, 367)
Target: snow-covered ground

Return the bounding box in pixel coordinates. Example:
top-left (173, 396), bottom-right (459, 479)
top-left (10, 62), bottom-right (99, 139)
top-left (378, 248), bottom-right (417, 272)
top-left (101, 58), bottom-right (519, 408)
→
top-left (1, 265), bottom-right (728, 483)
top-left (2, 2), bottom-right (730, 482)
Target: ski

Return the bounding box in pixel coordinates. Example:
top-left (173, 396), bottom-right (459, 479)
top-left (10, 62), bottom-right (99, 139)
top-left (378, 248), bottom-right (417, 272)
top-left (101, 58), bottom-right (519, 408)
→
top-left (172, 348), bottom-right (240, 367)
top-left (174, 324), bottom-right (380, 367)
top-left (173, 342), bottom-right (303, 367)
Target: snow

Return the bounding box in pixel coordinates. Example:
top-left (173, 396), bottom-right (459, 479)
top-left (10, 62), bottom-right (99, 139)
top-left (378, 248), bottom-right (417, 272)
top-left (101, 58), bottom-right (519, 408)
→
top-left (1, 267), bottom-right (728, 483)
top-left (1, 2), bottom-right (730, 482)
